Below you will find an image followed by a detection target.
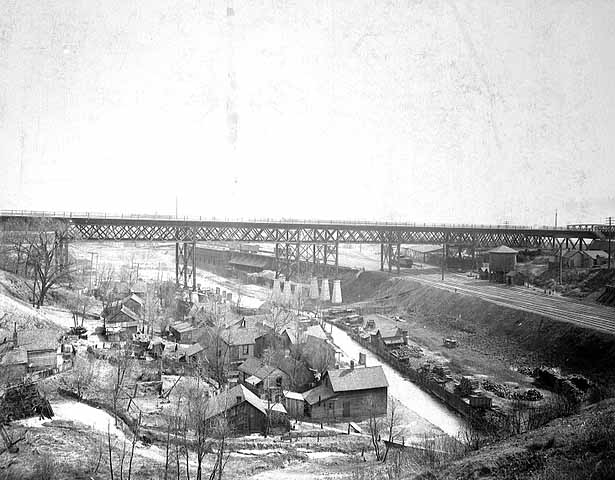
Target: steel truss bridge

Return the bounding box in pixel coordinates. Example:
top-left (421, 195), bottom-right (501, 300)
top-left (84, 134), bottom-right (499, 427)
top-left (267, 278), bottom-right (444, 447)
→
top-left (0, 211), bottom-right (601, 290)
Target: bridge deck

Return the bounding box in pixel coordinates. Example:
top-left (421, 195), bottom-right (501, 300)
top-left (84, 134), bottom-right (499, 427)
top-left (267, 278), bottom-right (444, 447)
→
top-left (0, 210), bottom-right (597, 248)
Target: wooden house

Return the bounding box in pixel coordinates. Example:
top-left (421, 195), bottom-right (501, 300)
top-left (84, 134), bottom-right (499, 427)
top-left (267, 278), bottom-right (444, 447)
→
top-left (205, 384), bottom-right (289, 434)
top-left (169, 321), bottom-right (200, 343)
top-left (303, 365), bottom-right (388, 421)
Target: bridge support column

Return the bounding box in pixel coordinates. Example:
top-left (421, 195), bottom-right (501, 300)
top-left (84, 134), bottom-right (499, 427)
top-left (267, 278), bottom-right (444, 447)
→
top-left (275, 243), bottom-right (338, 281)
top-left (175, 241), bottom-right (196, 291)
top-left (380, 243), bottom-right (399, 273)
top-left (54, 237), bottom-right (69, 270)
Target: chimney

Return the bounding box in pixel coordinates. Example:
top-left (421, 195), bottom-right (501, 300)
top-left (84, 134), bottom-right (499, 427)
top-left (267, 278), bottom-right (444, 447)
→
top-left (13, 322), bottom-right (17, 347)
top-left (350, 360), bottom-right (355, 370)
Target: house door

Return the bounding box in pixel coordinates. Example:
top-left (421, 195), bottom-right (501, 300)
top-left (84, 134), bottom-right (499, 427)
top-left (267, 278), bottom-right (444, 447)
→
top-left (343, 401), bottom-right (351, 417)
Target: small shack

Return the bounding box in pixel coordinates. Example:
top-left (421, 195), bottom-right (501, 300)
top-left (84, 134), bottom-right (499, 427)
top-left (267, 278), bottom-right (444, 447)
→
top-left (169, 321), bottom-right (200, 343)
top-left (283, 390), bottom-right (305, 419)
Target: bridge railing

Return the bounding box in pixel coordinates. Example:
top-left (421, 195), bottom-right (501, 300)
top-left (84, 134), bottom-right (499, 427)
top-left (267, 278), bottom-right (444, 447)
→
top-left (0, 209), bottom-right (591, 232)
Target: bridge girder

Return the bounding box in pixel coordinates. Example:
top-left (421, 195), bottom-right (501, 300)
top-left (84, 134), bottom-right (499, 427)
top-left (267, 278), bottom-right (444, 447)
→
top-left (0, 214), bottom-right (597, 250)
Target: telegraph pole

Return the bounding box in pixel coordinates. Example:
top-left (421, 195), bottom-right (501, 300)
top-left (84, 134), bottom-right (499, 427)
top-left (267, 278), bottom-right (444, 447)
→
top-left (607, 216), bottom-right (613, 269)
top-left (89, 252), bottom-right (95, 291)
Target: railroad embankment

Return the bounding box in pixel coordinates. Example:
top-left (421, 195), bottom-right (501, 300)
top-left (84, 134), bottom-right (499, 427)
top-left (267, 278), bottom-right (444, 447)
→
top-left (342, 272), bottom-right (615, 386)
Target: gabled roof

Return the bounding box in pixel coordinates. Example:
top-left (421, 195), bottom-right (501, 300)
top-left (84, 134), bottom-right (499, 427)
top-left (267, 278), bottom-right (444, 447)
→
top-left (238, 356), bottom-right (262, 376)
top-left (302, 383), bottom-right (335, 405)
top-left (206, 384), bottom-right (287, 419)
top-left (107, 305), bottom-right (140, 323)
top-left (375, 325), bottom-right (403, 340)
top-left (326, 366), bottom-right (388, 393)
top-left (487, 245), bottom-right (518, 254)
top-left (238, 356), bottom-right (286, 384)
top-left (124, 293), bottom-right (144, 306)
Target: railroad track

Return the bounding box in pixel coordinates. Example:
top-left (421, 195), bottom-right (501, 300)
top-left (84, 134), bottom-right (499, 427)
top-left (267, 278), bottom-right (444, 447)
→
top-left (401, 275), bottom-right (615, 336)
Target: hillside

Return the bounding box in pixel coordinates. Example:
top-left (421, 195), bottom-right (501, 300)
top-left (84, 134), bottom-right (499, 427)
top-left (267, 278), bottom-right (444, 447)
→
top-left (438, 399), bottom-right (615, 480)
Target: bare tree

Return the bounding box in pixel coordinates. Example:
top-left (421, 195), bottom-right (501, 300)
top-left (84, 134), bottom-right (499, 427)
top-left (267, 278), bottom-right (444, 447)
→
top-left (61, 355), bottom-right (95, 400)
top-left (365, 397), bottom-right (385, 461)
top-left (382, 400), bottom-right (402, 462)
top-left (26, 219), bottom-right (75, 307)
top-left (108, 350), bottom-right (135, 427)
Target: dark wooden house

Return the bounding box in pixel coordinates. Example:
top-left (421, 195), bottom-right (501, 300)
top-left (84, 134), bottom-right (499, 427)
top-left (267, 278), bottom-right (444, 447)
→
top-left (303, 365), bottom-right (388, 421)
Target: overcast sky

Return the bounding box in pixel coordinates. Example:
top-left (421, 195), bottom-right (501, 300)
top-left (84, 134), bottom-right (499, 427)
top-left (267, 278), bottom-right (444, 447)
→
top-left (1, 0), bottom-right (614, 226)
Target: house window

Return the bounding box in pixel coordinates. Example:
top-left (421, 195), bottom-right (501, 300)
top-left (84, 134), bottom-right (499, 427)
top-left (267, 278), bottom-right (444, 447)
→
top-left (242, 345), bottom-right (249, 355)
top-left (328, 402), bottom-right (334, 410)
top-left (276, 376), bottom-right (282, 387)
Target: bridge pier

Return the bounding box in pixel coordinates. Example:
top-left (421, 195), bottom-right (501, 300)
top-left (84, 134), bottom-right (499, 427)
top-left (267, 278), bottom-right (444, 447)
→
top-left (380, 243), bottom-right (400, 273)
top-left (53, 235), bottom-right (70, 271)
top-left (274, 242), bottom-right (338, 281)
top-left (175, 241), bottom-right (196, 291)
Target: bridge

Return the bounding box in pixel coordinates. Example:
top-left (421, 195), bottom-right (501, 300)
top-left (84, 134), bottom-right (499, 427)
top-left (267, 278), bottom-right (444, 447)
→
top-left (0, 210), bottom-right (600, 289)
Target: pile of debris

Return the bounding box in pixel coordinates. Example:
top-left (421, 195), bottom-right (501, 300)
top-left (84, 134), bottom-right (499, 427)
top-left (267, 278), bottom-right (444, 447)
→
top-left (0, 381), bottom-right (54, 424)
top-left (482, 379), bottom-right (512, 399)
top-left (535, 368), bottom-right (591, 400)
top-left (512, 388), bottom-right (543, 401)
top-left (482, 380), bottom-right (543, 402)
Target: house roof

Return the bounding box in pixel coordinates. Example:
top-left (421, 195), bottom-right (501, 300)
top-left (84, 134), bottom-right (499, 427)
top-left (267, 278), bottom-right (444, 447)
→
top-left (0, 346), bottom-right (28, 366)
top-left (283, 390), bottom-right (304, 401)
top-left (245, 375), bottom-right (262, 386)
top-left (585, 250), bottom-right (608, 260)
top-left (326, 366), bottom-right (388, 393)
top-left (184, 343), bottom-right (205, 358)
top-left (305, 325), bottom-right (328, 341)
top-left (283, 323), bottom-right (328, 345)
top-left (376, 325), bottom-right (403, 340)
top-left (238, 357), bottom-right (286, 384)
top-left (206, 384), bottom-right (287, 419)
top-left (107, 305), bottom-right (140, 323)
top-left (124, 293), bottom-right (144, 306)
top-left (222, 318), bottom-right (266, 346)
top-left (238, 356), bottom-right (262, 376)
top-left (302, 383), bottom-right (335, 405)
top-left (487, 245), bottom-right (518, 254)
top-left (16, 328), bottom-right (60, 352)
top-left (172, 321), bottom-right (197, 334)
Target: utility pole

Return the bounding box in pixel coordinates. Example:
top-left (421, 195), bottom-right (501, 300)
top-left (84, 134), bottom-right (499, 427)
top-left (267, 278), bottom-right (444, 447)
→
top-left (89, 252), bottom-right (94, 291)
top-left (607, 216), bottom-right (613, 270)
top-left (441, 240), bottom-right (447, 282)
